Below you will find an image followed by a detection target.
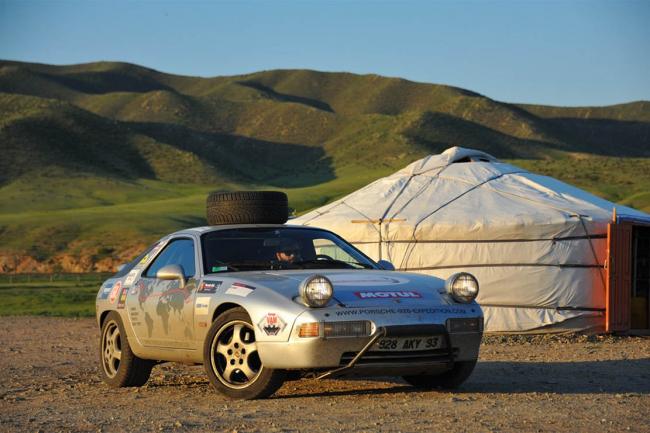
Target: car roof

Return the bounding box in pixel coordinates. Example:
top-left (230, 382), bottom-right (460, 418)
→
top-left (167, 223), bottom-right (319, 238)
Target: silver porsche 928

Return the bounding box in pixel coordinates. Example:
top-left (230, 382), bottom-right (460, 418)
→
top-left (96, 224), bottom-right (483, 399)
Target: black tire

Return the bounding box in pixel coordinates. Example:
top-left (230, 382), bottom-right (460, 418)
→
top-left (203, 307), bottom-right (285, 399)
top-left (206, 191), bottom-right (288, 225)
top-left (99, 311), bottom-right (154, 387)
top-left (403, 359), bottom-right (477, 389)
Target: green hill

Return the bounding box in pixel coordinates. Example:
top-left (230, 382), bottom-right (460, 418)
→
top-left (1, 60), bottom-right (649, 272)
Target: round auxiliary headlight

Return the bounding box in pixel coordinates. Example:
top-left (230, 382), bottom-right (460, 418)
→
top-left (300, 275), bottom-right (333, 308)
top-left (446, 272), bottom-right (479, 303)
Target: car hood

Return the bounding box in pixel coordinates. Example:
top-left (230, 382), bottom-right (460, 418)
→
top-left (206, 269), bottom-right (451, 307)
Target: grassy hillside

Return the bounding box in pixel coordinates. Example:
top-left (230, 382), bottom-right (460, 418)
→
top-left (0, 60), bottom-right (649, 272)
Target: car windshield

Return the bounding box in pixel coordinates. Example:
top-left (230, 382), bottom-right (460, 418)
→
top-left (201, 227), bottom-right (377, 273)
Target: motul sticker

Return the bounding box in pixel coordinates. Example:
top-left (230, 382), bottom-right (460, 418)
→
top-left (354, 290), bottom-right (422, 299)
top-left (109, 281), bottom-right (122, 304)
top-left (258, 313), bottom-right (286, 336)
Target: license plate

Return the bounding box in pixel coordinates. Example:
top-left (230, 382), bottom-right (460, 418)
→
top-left (373, 336), bottom-right (445, 352)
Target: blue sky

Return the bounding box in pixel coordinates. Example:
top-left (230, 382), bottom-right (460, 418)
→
top-left (1, 0), bottom-right (648, 106)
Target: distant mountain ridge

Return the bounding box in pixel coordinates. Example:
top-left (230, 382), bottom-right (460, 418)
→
top-left (2, 60), bottom-right (649, 188)
top-left (1, 60), bottom-right (649, 273)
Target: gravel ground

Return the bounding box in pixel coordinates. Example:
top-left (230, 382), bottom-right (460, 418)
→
top-left (0, 317), bottom-right (648, 433)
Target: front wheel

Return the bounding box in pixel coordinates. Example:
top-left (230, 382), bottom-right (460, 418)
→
top-left (403, 359), bottom-right (477, 389)
top-left (203, 307), bottom-right (285, 399)
top-left (99, 311), bottom-right (154, 387)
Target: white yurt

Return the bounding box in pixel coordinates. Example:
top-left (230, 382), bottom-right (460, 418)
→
top-left (293, 147), bottom-right (650, 333)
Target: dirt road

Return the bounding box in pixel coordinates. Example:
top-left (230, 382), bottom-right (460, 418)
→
top-left (0, 317), bottom-right (648, 433)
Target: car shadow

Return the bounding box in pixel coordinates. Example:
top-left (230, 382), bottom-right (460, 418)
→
top-left (273, 358), bottom-right (650, 399)
top-left (465, 359), bottom-right (650, 394)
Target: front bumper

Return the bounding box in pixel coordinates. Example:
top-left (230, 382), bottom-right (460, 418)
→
top-left (257, 321), bottom-right (482, 372)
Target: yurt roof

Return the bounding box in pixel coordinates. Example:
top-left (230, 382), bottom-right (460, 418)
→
top-left (294, 147), bottom-right (649, 242)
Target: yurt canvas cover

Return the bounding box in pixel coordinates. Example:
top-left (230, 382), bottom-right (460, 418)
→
top-left (293, 147), bottom-right (650, 332)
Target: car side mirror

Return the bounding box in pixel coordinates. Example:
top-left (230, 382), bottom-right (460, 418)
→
top-left (377, 260), bottom-right (395, 271)
top-left (157, 264), bottom-right (186, 288)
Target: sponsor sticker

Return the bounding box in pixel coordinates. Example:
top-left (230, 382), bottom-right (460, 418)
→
top-left (195, 297), bottom-right (211, 316)
top-left (258, 313), bottom-right (286, 336)
top-left (354, 290), bottom-right (422, 299)
top-left (99, 283), bottom-right (114, 299)
top-left (108, 281), bottom-right (122, 304)
top-left (335, 307), bottom-right (468, 316)
top-left (198, 280), bottom-right (222, 294)
top-left (124, 270), bottom-right (139, 287)
top-left (135, 241), bottom-right (166, 269)
top-left (211, 266), bottom-right (228, 273)
top-left (117, 286), bottom-right (128, 309)
top-left (225, 282), bottom-right (255, 297)
top-left (130, 279), bottom-right (141, 295)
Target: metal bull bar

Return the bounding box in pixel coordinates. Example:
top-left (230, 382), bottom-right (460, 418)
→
top-left (316, 324), bottom-right (454, 380)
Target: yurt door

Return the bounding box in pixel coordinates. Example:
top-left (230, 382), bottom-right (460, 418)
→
top-left (606, 222), bottom-right (633, 332)
top-left (631, 226), bottom-right (650, 329)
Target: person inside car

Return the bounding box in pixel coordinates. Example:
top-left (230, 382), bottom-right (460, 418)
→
top-left (275, 239), bottom-right (301, 264)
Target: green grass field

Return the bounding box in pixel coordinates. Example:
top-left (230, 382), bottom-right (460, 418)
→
top-left (0, 274), bottom-right (108, 317)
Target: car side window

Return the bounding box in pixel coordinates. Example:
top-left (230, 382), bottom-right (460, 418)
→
top-left (145, 238), bottom-right (196, 279)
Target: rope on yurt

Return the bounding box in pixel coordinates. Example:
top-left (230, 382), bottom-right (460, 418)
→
top-left (482, 177), bottom-right (609, 275)
top-left (472, 175), bottom-right (608, 291)
top-left (399, 172), bottom-right (517, 269)
top-left (578, 215), bottom-right (607, 290)
top-left (483, 179), bottom-right (598, 216)
top-left (385, 165), bottom-right (449, 221)
top-left (382, 164), bottom-right (450, 263)
top-left (378, 175), bottom-right (416, 261)
top-left (296, 173), bottom-right (389, 225)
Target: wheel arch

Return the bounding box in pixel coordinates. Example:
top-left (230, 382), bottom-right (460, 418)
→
top-left (212, 302), bottom-right (245, 323)
top-left (99, 309), bottom-right (113, 328)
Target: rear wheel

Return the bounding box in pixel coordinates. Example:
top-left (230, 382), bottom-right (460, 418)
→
top-left (203, 307), bottom-right (285, 399)
top-left (99, 311), bottom-right (154, 387)
top-left (403, 359), bottom-right (477, 389)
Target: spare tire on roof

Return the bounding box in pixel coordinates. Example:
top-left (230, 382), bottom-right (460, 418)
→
top-left (206, 191), bottom-right (289, 225)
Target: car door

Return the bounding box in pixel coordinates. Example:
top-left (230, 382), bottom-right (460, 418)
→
top-left (128, 237), bottom-right (199, 348)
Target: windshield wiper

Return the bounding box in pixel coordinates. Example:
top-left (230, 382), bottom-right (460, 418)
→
top-left (293, 259), bottom-right (373, 270)
top-left (339, 260), bottom-right (374, 269)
